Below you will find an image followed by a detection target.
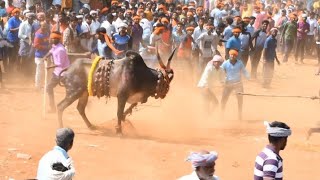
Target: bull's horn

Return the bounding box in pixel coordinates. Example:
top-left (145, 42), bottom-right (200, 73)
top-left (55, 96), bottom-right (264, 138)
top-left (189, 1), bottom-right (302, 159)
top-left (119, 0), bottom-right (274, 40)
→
top-left (156, 46), bottom-right (166, 69)
top-left (166, 48), bottom-right (177, 69)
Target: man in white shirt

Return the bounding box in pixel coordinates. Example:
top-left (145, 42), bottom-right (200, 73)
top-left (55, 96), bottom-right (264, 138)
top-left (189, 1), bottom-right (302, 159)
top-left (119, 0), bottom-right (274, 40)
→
top-left (198, 55), bottom-right (225, 115)
top-left (101, 13), bottom-right (116, 37)
top-left (178, 150), bottom-right (220, 180)
top-left (307, 12), bottom-right (317, 55)
top-left (196, 24), bottom-right (220, 75)
top-left (18, 12), bottom-right (35, 75)
top-left (37, 128), bottom-right (75, 180)
top-left (113, 8), bottom-right (125, 33)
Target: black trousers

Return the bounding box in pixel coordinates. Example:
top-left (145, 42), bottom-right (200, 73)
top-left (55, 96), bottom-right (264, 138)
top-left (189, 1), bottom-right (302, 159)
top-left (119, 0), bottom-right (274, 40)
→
top-left (46, 74), bottom-right (60, 109)
top-left (240, 50), bottom-right (250, 67)
top-left (7, 41), bottom-right (19, 72)
top-left (250, 48), bottom-right (263, 78)
top-left (295, 39), bottom-right (306, 62)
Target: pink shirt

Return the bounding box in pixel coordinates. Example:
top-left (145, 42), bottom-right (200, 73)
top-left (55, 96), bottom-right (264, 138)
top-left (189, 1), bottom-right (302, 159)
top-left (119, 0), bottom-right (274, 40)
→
top-left (254, 13), bottom-right (267, 30)
top-left (50, 43), bottom-right (70, 76)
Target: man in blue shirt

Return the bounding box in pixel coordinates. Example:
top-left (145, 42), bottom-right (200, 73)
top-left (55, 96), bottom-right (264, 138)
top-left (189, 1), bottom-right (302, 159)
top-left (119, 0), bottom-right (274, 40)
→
top-left (221, 49), bottom-right (250, 120)
top-left (262, 28), bottom-right (280, 88)
top-left (7, 8), bottom-right (21, 72)
top-left (225, 26), bottom-right (241, 59)
top-left (250, 20), bottom-right (269, 79)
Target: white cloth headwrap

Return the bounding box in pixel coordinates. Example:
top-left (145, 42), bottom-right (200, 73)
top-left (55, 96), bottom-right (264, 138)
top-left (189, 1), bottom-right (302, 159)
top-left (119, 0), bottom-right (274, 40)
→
top-left (186, 151), bottom-right (218, 168)
top-left (264, 121), bottom-right (292, 137)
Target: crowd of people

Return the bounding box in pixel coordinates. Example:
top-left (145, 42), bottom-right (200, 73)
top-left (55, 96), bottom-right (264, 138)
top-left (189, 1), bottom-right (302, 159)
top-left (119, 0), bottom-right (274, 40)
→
top-left (0, 0), bottom-right (315, 179)
top-left (0, 0), bottom-right (318, 113)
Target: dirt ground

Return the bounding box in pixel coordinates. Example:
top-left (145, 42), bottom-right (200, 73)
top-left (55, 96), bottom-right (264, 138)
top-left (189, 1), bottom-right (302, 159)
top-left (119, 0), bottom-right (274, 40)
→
top-left (0, 54), bottom-right (320, 180)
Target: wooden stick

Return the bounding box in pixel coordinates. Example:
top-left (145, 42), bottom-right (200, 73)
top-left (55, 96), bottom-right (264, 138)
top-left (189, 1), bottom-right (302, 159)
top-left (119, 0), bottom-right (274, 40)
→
top-left (42, 60), bottom-right (48, 120)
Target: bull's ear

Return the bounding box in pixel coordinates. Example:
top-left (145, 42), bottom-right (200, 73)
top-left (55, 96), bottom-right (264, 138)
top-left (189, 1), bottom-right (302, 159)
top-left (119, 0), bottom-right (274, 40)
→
top-left (125, 51), bottom-right (141, 59)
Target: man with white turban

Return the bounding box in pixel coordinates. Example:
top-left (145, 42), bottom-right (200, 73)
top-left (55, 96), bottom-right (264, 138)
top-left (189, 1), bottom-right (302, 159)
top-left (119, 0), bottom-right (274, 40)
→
top-left (197, 55), bottom-right (225, 115)
top-left (253, 121), bottom-right (292, 180)
top-left (178, 150), bottom-right (220, 180)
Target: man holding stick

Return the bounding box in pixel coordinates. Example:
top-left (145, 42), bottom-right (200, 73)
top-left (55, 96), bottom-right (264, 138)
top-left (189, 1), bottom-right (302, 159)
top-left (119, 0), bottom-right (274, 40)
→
top-left (43, 31), bottom-right (70, 114)
top-left (220, 49), bottom-right (249, 120)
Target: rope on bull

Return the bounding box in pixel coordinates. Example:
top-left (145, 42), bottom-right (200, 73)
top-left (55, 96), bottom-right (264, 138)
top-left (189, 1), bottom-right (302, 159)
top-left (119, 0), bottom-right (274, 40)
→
top-left (237, 92), bottom-right (320, 100)
top-left (88, 56), bottom-right (101, 96)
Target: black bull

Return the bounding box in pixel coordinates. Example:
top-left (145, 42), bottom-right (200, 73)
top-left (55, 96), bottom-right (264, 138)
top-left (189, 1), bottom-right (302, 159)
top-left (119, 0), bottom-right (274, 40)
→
top-left (56, 49), bottom-right (176, 134)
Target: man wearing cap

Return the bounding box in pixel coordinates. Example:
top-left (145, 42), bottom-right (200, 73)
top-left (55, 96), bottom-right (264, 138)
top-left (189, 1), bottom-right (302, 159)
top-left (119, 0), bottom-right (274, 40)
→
top-left (198, 55), bottom-right (225, 114)
top-left (295, 14), bottom-right (310, 64)
top-left (43, 31), bottom-right (70, 113)
top-left (221, 49), bottom-right (249, 120)
top-left (7, 8), bottom-right (21, 72)
top-left (131, 15), bottom-right (144, 52)
top-left (113, 22), bottom-right (132, 58)
top-left (178, 150), bottom-right (220, 180)
top-left (225, 26), bottom-right (241, 60)
top-left (254, 121), bottom-right (291, 180)
top-left (37, 128), bottom-right (76, 180)
top-left (18, 12), bottom-right (35, 75)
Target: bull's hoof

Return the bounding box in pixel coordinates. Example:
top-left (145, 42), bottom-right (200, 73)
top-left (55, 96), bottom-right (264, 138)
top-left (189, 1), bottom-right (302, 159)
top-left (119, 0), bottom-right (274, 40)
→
top-left (115, 126), bottom-right (122, 135)
top-left (88, 124), bottom-right (97, 130)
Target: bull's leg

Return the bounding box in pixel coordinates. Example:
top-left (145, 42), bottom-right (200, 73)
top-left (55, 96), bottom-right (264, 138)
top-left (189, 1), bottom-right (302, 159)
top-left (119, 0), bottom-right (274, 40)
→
top-left (123, 103), bottom-right (138, 119)
top-left (57, 93), bottom-right (82, 128)
top-left (116, 93), bottom-right (128, 134)
top-left (307, 128), bottom-right (320, 140)
top-left (76, 91), bottom-right (94, 129)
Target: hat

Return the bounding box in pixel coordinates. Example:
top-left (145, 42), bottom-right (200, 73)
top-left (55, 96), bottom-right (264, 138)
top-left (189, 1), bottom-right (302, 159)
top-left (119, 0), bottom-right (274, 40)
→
top-left (187, 151), bottom-right (218, 169)
top-left (25, 12), bottom-right (35, 18)
top-left (301, 14), bottom-right (307, 18)
top-left (270, 28), bottom-right (278, 32)
top-left (23, 9), bottom-right (30, 16)
top-left (83, 4), bottom-right (91, 10)
top-left (229, 49), bottom-right (239, 56)
top-left (12, 8), bottom-right (20, 14)
top-left (211, 55), bottom-right (223, 62)
top-left (80, 0), bottom-right (90, 3)
top-left (186, 26), bottom-right (195, 31)
top-left (118, 22), bottom-right (128, 29)
top-left (76, 15), bottom-right (84, 19)
top-left (101, 7), bottom-right (109, 13)
top-left (90, 10), bottom-right (98, 15)
top-left (50, 32), bottom-right (62, 40)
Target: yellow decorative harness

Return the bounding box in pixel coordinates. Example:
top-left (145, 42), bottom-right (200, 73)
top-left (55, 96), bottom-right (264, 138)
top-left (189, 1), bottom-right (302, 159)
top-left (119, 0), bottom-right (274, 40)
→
top-left (87, 56), bottom-right (101, 96)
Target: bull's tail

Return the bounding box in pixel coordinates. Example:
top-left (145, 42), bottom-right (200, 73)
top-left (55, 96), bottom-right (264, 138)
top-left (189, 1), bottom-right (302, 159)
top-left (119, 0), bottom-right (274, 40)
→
top-left (58, 68), bottom-right (68, 87)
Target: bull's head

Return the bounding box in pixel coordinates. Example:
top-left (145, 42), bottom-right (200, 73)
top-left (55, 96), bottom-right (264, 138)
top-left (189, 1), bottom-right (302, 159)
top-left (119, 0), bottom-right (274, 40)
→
top-left (156, 47), bottom-right (176, 82)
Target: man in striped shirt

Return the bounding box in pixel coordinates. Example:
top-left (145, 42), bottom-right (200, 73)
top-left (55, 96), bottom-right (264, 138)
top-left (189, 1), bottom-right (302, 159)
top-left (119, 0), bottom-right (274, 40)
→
top-left (254, 121), bottom-right (292, 180)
